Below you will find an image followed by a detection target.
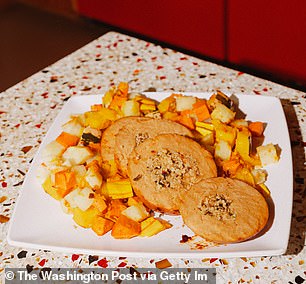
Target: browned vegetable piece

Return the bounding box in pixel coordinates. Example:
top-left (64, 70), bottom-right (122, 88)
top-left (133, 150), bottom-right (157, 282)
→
top-left (92, 216), bottom-right (114, 236)
top-left (111, 214), bottom-right (141, 239)
top-left (104, 200), bottom-right (127, 222)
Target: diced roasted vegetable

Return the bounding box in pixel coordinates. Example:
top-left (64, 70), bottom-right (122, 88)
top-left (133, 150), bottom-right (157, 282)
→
top-left (71, 165), bottom-right (87, 188)
top-left (233, 167), bottom-right (255, 186)
top-left (215, 140), bottom-right (232, 161)
top-left (230, 119), bottom-right (249, 129)
top-left (104, 200), bottom-right (127, 222)
top-left (84, 108), bottom-right (117, 129)
top-left (41, 141), bottom-right (65, 162)
top-left (249, 121), bottom-right (265, 137)
top-left (177, 111), bottom-right (195, 129)
top-left (72, 206), bottom-right (99, 228)
top-left (42, 175), bottom-right (62, 200)
top-left (122, 100), bottom-right (140, 116)
top-left (175, 96), bottom-right (196, 112)
top-left (54, 170), bottom-right (76, 197)
top-left (207, 91), bottom-right (234, 111)
top-left (106, 179), bottom-right (134, 199)
top-left (192, 99), bottom-right (210, 122)
top-left (92, 216), bottom-right (114, 236)
top-left (213, 119), bottom-right (236, 147)
top-left (251, 168), bottom-right (268, 184)
top-left (140, 217), bottom-right (169, 237)
top-left (92, 194), bottom-right (107, 213)
top-left (157, 95), bottom-right (177, 113)
top-left (235, 128), bottom-right (251, 159)
top-left (85, 162), bottom-right (103, 190)
top-left (101, 160), bottom-right (118, 178)
top-left (80, 127), bottom-right (101, 149)
top-left (121, 203), bottom-right (149, 222)
top-left (211, 103), bottom-right (235, 124)
top-left (162, 111), bottom-right (179, 121)
top-left (221, 158), bottom-right (241, 176)
top-left (62, 117), bottom-right (84, 137)
top-left (256, 144), bottom-right (279, 166)
top-left (56, 132), bottom-right (79, 148)
top-left (127, 196), bottom-right (143, 206)
top-left (195, 121), bottom-right (214, 131)
top-left (196, 126), bottom-right (213, 137)
top-left (62, 146), bottom-right (93, 165)
top-left (103, 86), bottom-right (116, 108)
top-left (111, 214), bottom-right (141, 239)
top-left (65, 187), bottom-right (95, 211)
top-left (140, 103), bottom-right (156, 112)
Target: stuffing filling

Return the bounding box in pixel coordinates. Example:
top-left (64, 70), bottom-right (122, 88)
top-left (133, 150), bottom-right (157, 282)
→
top-left (146, 149), bottom-right (199, 190)
top-left (199, 194), bottom-right (236, 221)
top-left (135, 132), bottom-right (149, 146)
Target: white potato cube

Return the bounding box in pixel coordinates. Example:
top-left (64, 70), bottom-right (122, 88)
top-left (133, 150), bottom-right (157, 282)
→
top-left (215, 140), bottom-right (232, 161)
top-left (74, 187), bottom-right (95, 211)
top-left (62, 118), bottom-right (84, 137)
top-left (251, 168), bottom-right (268, 184)
top-left (41, 141), bottom-right (65, 162)
top-left (211, 103), bottom-right (235, 124)
top-left (85, 167), bottom-right (103, 189)
top-left (122, 100), bottom-right (140, 116)
top-left (64, 188), bottom-right (79, 209)
top-left (231, 119), bottom-right (249, 128)
top-left (65, 187), bottom-right (94, 211)
top-left (122, 204), bottom-right (149, 222)
top-left (36, 164), bottom-right (50, 184)
top-left (257, 143), bottom-right (279, 166)
top-left (71, 165), bottom-right (87, 187)
top-left (62, 146), bottom-right (93, 165)
top-left (175, 96), bottom-right (196, 112)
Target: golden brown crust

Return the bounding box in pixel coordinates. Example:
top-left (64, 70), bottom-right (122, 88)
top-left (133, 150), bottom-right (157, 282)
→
top-left (179, 177), bottom-right (269, 243)
top-left (128, 134), bottom-right (217, 213)
top-left (114, 118), bottom-right (193, 176)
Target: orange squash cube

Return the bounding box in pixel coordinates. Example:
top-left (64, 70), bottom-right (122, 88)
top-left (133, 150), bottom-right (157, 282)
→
top-left (92, 216), bottom-right (114, 236)
top-left (54, 170), bottom-right (76, 197)
top-left (104, 200), bottom-right (127, 222)
top-left (111, 214), bottom-right (141, 239)
top-left (56, 132), bottom-right (79, 148)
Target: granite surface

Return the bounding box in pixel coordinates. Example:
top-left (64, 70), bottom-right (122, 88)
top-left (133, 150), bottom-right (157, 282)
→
top-left (0, 32), bottom-right (305, 283)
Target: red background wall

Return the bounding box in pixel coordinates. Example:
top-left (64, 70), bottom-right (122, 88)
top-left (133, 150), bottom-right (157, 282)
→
top-left (76, 0), bottom-right (225, 61)
top-left (76, 0), bottom-right (306, 89)
top-left (228, 1), bottom-right (306, 86)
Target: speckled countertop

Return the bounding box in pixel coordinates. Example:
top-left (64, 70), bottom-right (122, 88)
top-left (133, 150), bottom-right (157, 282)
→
top-left (0, 32), bottom-right (305, 283)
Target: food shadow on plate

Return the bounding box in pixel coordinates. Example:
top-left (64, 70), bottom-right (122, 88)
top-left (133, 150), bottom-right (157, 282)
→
top-left (246, 195), bottom-right (275, 242)
top-left (280, 99), bottom-right (306, 255)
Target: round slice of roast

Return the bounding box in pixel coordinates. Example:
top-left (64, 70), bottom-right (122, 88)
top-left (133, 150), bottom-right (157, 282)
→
top-left (179, 177), bottom-right (269, 243)
top-left (101, 117), bottom-right (147, 163)
top-left (128, 133), bottom-right (217, 213)
top-left (114, 118), bottom-right (193, 176)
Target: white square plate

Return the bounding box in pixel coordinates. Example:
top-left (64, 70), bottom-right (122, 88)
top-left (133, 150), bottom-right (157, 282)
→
top-left (8, 93), bottom-right (293, 258)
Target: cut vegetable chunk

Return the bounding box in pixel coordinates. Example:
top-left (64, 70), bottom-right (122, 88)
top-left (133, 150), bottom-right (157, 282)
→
top-left (111, 214), bottom-right (141, 239)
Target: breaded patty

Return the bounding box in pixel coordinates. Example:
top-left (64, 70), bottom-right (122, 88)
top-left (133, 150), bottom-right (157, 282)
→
top-left (128, 134), bottom-right (217, 214)
top-left (114, 118), bottom-right (193, 176)
top-left (179, 177), bottom-right (269, 243)
top-left (101, 117), bottom-right (147, 163)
